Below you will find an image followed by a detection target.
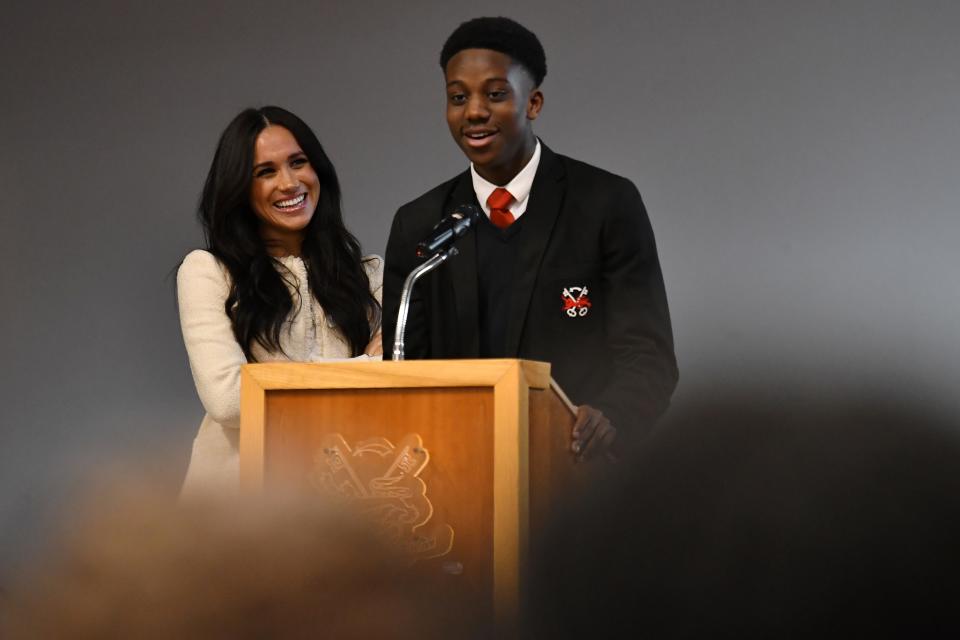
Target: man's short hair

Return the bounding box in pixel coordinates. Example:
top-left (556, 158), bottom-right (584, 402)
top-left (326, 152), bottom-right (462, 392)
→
top-left (440, 16), bottom-right (547, 87)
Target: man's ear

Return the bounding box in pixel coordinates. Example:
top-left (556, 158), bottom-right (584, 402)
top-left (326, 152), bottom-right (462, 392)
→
top-left (526, 89), bottom-right (544, 121)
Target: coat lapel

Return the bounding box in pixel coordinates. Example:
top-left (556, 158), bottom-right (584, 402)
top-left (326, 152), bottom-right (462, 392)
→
top-left (504, 145), bottom-right (567, 355)
top-left (444, 173), bottom-right (482, 356)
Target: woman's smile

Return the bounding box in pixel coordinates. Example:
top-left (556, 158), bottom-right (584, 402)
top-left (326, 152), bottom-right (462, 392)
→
top-left (273, 192), bottom-right (307, 212)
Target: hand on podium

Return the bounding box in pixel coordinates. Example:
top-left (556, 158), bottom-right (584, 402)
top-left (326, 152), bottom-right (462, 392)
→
top-left (571, 404), bottom-right (618, 463)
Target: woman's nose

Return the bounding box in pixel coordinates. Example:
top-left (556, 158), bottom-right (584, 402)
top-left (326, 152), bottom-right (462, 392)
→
top-left (277, 166), bottom-right (298, 190)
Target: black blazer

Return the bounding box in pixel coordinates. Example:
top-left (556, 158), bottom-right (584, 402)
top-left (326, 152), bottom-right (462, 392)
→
top-left (383, 144), bottom-right (678, 437)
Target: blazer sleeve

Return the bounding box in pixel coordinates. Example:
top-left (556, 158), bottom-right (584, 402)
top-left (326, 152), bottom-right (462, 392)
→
top-left (382, 207), bottom-right (430, 359)
top-left (177, 250), bottom-right (246, 428)
top-left (594, 178), bottom-right (679, 433)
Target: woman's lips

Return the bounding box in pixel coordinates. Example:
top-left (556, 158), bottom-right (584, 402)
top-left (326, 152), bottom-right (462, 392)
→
top-left (273, 193), bottom-right (307, 212)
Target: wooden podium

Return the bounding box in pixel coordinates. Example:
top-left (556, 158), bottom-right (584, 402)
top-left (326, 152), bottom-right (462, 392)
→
top-left (239, 358), bottom-right (588, 625)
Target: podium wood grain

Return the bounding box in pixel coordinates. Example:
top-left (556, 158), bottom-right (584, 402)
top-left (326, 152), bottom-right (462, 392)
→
top-left (240, 359), bottom-right (581, 628)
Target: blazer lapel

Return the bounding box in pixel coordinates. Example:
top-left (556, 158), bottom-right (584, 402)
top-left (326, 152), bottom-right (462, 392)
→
top-left (444, 173), bottom-right (482, 356)
top-left (504, 144), bottom-right (567, 355)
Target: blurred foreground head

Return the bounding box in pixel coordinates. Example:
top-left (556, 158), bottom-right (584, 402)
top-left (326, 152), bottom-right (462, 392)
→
top-left (531, 395), bottom-right (960, 638)
top-left (2, 482), bottom-right (475, 639)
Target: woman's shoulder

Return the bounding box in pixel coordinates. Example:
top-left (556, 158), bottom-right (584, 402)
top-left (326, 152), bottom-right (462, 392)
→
top-left (178, 250), bottom-right (230, 288)
top-left (180, 250), bottom-right (223, 273)
top-left (180, 249), bottom-right (215, 267)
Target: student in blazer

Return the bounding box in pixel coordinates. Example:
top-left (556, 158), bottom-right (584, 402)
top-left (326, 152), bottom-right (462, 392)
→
top-left (383, 17), bottom-right (678, 457)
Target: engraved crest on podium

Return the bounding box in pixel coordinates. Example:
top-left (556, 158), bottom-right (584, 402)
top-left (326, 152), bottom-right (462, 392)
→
top-left (310, 433), bottom-right (454, 562)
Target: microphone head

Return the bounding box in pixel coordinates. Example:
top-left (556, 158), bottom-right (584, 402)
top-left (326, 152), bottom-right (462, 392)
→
top-left (415, 204), bottom-right (482, 257)
top-left (453, 204), bottom-right (481, 221)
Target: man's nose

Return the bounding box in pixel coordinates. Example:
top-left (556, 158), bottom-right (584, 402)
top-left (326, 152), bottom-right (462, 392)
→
top-left (465, 96), bottom-right (490, 121)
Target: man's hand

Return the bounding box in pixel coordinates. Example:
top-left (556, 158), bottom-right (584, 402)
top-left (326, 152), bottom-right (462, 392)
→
top-left (364, 331), bottom-right (383, 356)
top-left (571, 404), bottom-right (616, 462)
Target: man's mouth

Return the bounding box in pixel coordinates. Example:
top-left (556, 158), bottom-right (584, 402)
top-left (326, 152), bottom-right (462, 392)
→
top-left (463, 129), bottom-right (497, 148)
top-left (273, 193), bottom-right (307, 211)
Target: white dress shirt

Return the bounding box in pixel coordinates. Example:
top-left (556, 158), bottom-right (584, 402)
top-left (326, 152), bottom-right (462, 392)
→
top-left (470, 139), bottom-right (542, 221)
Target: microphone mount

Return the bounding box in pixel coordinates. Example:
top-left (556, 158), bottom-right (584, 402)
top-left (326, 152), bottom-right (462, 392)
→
top-left (392, 246), bottom-right (458, 361)
top-left (393, 204), bottom-right (481, 361)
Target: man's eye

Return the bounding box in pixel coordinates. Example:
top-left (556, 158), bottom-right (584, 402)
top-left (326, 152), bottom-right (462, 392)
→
top-left (489, 90), bottom-right (508, 100)
top-left (449, 94), bottom-right (466, 105)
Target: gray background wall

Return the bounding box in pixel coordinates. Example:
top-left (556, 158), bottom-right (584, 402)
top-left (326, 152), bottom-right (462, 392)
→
top-left (1, 1), bottom-right (958, 574)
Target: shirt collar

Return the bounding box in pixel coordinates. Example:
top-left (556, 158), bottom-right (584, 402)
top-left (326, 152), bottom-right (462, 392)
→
top-left (470, 139), bottom-right (542, 219)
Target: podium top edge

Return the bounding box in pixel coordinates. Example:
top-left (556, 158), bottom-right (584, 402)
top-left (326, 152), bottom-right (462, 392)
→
top-left (241, 359), bottom-right (552, 390)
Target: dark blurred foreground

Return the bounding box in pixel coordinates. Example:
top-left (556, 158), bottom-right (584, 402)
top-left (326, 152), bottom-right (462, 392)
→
top-left (530, 395), bottom-right (960, 638)
top-left (3, 394), bottom-right (959, 638)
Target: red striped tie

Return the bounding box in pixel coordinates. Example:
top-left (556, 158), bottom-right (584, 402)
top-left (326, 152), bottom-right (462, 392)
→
top-left (487, 188), bottom-right (516, 229)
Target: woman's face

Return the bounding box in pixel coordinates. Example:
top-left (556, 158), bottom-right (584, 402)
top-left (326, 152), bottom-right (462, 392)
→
top-left (249, 125), bottom-right (321, 242)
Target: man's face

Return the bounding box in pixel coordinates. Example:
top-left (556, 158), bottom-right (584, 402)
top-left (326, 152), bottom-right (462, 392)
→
top-left (444, 48), bottom-right (543, 185)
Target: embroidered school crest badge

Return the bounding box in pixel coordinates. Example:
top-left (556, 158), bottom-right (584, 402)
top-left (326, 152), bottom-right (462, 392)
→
top-left (562, 286), bottom-right (592, 317)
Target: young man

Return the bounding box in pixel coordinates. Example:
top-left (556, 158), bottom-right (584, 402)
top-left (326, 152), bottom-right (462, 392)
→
top-left (382, 17), bottom-right (678, 458)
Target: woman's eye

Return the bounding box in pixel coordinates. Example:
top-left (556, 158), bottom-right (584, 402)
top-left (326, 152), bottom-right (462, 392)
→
top-left (255, 168), bottom-right (275, 178)
top-left (291, 157), bottom-right (308, 168)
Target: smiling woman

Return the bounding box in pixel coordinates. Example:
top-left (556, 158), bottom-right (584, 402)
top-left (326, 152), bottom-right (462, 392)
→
top-left (249, 125), bottom-right (321, 251)
top-left (176, 106), bottom-right (382, 497)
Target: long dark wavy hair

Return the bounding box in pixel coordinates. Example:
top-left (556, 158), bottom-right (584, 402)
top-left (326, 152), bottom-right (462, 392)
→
top-left (198, 106), bottom-right (380, 360)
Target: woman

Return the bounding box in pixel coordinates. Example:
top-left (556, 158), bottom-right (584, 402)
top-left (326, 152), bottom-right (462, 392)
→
top-left (177, 106), bottom-right (382, 496)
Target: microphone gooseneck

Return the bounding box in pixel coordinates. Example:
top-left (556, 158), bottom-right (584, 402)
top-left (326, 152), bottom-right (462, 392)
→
top-left (394, 204), bottom-right (481, 360)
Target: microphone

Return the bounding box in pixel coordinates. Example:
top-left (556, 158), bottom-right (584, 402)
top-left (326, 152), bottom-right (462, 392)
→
top-left (396, 205), bottom-right (478, 359)
top-left (415, 204), bottom-right (481, 257)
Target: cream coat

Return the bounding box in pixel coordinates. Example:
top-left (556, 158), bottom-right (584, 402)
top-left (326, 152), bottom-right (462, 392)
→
top-left (176, 250), bottom-right (383, 497)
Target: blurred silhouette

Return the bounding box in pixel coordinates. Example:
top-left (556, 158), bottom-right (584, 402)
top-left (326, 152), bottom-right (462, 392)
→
top-left (529, 393), bottom-right (960, 638)
top-left (9, 394), bottom-right (958, 638)
top-left (1, 478), bottom-right (480, 639)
